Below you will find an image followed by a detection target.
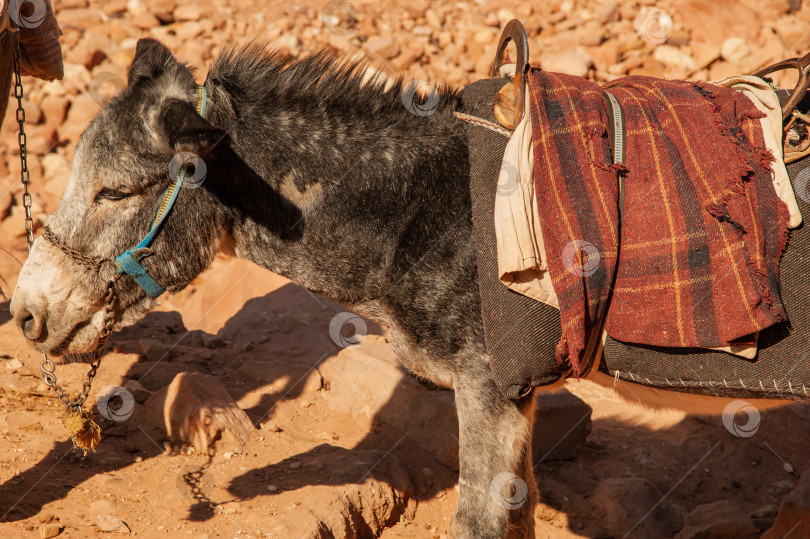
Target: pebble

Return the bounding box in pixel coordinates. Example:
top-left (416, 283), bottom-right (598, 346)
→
top-left (595, 2), bottom-right (620, 24)
top-left (123, 379), bottom-right (151, 403)
top-left (98, 514), bottom-right (129, 533)
top-left (39, 524), bottom-right (61, 538)
top-left (653, 44), bottom-right (698, 72)
top-left (289, 461), bottom-right (302, 470)
top-left (542, 51), bottom-right (593, 78)
top-left (721, 37), bottom-right (754, 68)
top-left (366, 36), bottom-right (400, 59)
top-left (4, 358), bottom-right (23, 370)
top-left (267, 485), bottom-right (278, 492)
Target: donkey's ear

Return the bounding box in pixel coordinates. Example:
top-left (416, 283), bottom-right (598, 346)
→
top-left (157, 98), bottom-right (229, 155)
top-left (128, 38), bottom-right (178, 86)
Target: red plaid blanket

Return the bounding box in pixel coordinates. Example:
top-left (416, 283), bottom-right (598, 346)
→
top-left (527, 70), bottom-right (790, 375)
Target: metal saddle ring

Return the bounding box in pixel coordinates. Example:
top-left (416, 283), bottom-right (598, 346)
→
top-left (754, 50), bottom-right (810, 122)
top-left (491, 19), bottom-right (529, 124)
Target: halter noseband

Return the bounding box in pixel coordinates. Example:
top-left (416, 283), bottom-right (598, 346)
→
top-left (44, 84), bottom-right (209, 299)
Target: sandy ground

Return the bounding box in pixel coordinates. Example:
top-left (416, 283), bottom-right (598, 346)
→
top-left (1, 256), bottom-right (809, 538)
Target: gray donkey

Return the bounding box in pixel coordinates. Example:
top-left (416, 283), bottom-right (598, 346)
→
top-left (10, 39), bottom-right (538, 537)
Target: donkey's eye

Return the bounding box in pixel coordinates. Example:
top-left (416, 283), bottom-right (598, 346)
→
top-left (94, 188), bottom-right (131, 203)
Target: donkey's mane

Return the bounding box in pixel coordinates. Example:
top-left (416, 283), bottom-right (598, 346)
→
top-left (208, 43), bottom-right (460, 113)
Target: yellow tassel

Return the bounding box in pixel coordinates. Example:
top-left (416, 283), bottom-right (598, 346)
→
top-left (62, 407), bottom-right (101, 454)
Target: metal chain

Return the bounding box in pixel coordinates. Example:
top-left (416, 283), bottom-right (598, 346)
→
top-left (13, 33), bottom-right (33, 249)
top-left (42, 225), bottom-right (105, 271)
top-left (13, 37), bottom-right (116, 409)
top-left (75, 280), bottom-right (117, 405)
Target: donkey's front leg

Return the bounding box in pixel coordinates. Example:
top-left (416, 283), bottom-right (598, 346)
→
top-left (452, 360), bottom-right (537, 539)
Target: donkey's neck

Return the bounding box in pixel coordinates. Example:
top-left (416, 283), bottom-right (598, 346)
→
top-left (201, 70), bottom-right (471, 307)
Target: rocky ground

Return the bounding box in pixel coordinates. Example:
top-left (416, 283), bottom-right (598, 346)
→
top-left (3, 0), bottom-right (810, 537)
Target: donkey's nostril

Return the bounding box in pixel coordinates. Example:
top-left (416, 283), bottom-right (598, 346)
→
top-left (15, 308), bottom-right (45, 341)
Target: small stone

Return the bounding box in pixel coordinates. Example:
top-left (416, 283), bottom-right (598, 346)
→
top-left (173, 4), bottom-right (202, 21)
top-left (174, 20), bottom-right (213, 41)
top-left (588, 41), bottom-right (620, 71)
top-left (5, 358), bottom-right (23, 370)
top-left (134, 456), bottom-right (143, 463)
top-left (577, 22), bottom-right (604, 47)
top-left (65, 94), bottom-right (102, 129)
top-left (100, 0), bottom-right (127, 15)
top-left (425, 9), bottom-right (442, 29)
top-left (709, 61), bottom-right (740, 81)
top-left (412, 25), bottom-right (431, 36)
top-left (720, 37), bottom-right (754, 69)
top-left (137, 338), bottom-right (170, 362)
top-left (542, 51), bottom-right (593, 78)
top-left (267, 485), bottom-right (278, 492)
top-left (201, 334), bottom-right (226, 349)
top-left (97, 514), bottom-right (129, 533)
top-left (595, 2), bottom-right (620, 24)
top-left (299, 400), bottom-right (312, 408)
top-left (223, 451), bottom-right (233, 460)
top-left (690, 41), bottom-right (721, 70)
top-left (366, 36), bottom-right (400, 60)
top-left (40, 95), bottom-right (70, 127)
top-left (289, 461), bottom-right (302, 470)
top-left (751, 505), bottom-right (779, 518)
top-left (123, 379), bottom-right (151, 404)
top-left (422, 467), bottom-right (434, 477)
top-left (275, 35), bottom-right (302, 55)
top-left (71, 34), bottom-right (108, 70)
top-left (132, 12), bottom-right (161, 30)
top-left (653, 45), bottom-right (697, 73)
top-left (39, 524), bottom-right (61, 538)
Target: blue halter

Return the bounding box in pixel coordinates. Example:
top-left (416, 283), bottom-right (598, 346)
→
top-left (113, 85), bottom-right (208, 299)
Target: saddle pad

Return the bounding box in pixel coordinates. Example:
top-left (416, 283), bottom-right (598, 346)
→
top-left (602, 155), bottom-right (810, 402)
top-left (461, 78), bottom-right (563, 398)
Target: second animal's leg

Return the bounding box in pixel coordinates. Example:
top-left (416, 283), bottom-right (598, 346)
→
top-left (451, 358), bottom-right (537, 539)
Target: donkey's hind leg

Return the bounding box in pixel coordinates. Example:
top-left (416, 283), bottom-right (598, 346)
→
top-left (452, 358), bottom-right (537, 539)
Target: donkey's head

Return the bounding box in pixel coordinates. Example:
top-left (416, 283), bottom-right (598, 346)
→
top-left (10, 38), bottom-right (232, 355)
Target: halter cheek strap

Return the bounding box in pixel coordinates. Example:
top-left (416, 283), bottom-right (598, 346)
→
top-left (113, 85), bottom-right (208, 299)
